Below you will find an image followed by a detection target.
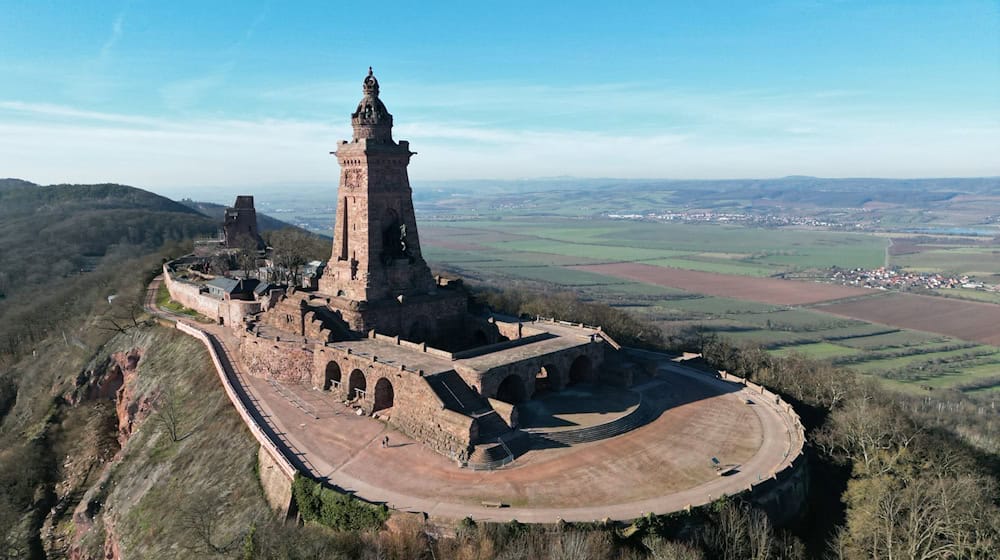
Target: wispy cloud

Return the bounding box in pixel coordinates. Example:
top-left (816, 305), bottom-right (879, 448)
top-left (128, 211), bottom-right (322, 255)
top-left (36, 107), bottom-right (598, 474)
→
top-left (100, 11), bottom-right (125, 60)
top-left (0, 97), bottom-right (997, 191)
top-left (0, 101), bottom-right (156, 126)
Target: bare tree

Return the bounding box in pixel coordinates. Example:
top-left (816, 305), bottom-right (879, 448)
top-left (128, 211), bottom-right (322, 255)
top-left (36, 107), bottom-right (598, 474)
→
top-left (237, 235), bottom-right (260, 279)
top-left (179, 501), bottom-right (243, 556)
top-left (814, 387), bottom-right (920, 477)
top-left (156, 380), bottom-right (192, 443)
top-left (701, 501), bottom-right (780, 560)
top-left (269, 229), bottom-right (311, 285)
top-left (96, 287), bottom-right (150, 335)
top-left (643, 536), bottom-right (705, 560)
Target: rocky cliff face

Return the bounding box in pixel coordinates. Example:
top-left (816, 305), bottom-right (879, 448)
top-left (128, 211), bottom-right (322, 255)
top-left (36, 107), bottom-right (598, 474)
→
top-left (40, 347), bottom-right (153, 560)
top-left (111, 350), bottom-right (154, 447)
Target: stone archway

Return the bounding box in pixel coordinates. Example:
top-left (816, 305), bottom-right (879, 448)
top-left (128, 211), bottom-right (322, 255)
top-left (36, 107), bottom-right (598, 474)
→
top-left (382, 208), bottom-right (405, 261)
top-left (569, 355), bottom-right (594, 385)
top-left (373, 377), bottom-right (394, 412)
top-left (535, 364), bottom-right (559, 393)
top-left (323, 361), bottom-right (342, 391)
top-left (496, 374), bottom-right (527, 404)
top-left (348, 369), bottom-right (367, 399)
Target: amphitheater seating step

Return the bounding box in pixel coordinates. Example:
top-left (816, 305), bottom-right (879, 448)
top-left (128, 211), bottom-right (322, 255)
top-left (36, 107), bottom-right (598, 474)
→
top-left (529, 399), bottom-right (654, 446)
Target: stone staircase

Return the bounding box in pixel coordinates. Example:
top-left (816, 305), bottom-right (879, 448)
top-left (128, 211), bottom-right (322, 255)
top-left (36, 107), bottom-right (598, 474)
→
top-left (474, 410), bottom-right (511, 440)
top-left (467, 441), bottom-right (510, 465)
top-left (466, 430), bottom-right (530, 470)
top-left (529, 398), bottom-right (655, 446)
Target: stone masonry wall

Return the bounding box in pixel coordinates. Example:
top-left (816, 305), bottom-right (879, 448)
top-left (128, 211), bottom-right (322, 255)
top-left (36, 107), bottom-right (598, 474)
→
top-left (311, 345), bottom-right (475, 459)
top-left (473, 340), bottom-right (605, 400)
top-left (257, 446), bottom-right (294, 516)
top-left (328, 290), bottom-right (467, 342)
top-left (240, 335), bottom-right (314, 383)
top-left (163, 267), bottom-right (222, 319)
top-left (163, 265), bottom-right (261, 327)
top-left (237, 336), bottom-right (475, 459)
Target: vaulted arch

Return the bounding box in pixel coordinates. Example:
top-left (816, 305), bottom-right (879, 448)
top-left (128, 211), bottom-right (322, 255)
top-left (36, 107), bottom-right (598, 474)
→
top-left (569, 355), bottom-right (594, 385)
top-left (323, 361), bottom-right (342, 391)
top-left (535, 363), bottom-right (560, 393)
top-left (496, 374), bottom-right (527, 404)
top-left (348, 369), bottom-right (367, 399)
top-left (373, 377), bottom-right (394, 412)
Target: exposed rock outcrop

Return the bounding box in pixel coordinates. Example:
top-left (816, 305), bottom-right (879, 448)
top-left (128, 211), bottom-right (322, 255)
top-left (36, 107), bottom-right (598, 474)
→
top-left (56, 348), bottom-right (152, 560)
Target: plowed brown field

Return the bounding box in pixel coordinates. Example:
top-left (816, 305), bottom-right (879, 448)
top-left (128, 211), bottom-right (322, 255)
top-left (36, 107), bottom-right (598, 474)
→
top-left (818, 293), bottom-right (1000, 346)
top-left (571, 262), bottom-right (870, 305)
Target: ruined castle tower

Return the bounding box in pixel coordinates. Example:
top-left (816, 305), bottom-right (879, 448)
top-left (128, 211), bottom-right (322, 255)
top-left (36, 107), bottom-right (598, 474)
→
top-left (317, 69), bottom-right (465, 341)
top-left (223, 195), bottom-right (264, 249)
top-left (319, 68), bottom-right (436, 302)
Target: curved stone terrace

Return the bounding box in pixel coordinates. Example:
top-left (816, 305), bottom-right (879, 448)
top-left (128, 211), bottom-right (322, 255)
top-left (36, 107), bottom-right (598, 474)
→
top-left (148, 277), bottom-right (805, 523)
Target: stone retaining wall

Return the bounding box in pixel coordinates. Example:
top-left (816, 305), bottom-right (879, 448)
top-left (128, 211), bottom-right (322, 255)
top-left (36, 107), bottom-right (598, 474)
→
top-left (162, 264), bottom-right (261, 326)
top-left (644, 351), bottom-right (810, 527)
top-left (174, 321), bottom-right (297, 515)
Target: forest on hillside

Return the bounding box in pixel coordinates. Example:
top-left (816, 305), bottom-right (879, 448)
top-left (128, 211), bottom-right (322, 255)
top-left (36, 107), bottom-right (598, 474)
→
top-left (0, 181), bottom-right (218, 361)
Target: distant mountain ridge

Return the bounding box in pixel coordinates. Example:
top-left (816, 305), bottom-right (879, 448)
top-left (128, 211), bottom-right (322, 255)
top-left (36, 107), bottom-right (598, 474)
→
top-left (0, 178), bottom-right (39, 190)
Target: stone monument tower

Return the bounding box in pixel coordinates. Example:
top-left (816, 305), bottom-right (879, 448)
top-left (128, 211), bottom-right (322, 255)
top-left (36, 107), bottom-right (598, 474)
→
top-left (319, 68), bottom-right (436, 302)
top-left (318, 69), bottom-right (465, 341)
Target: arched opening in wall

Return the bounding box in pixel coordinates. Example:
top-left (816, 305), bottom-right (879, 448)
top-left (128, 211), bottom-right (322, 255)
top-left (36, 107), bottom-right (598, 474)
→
top-left (472, 329), bottom-right (489, 347)
top-left (381, 208), bottom-right (406, 261)
top-left (496, 374), bottom-right (527, 404)
top-left (348, 369), bottom-right (367, 400)
top-left (408, 315), bottom-right (432, 344)
top-left (569, 355), bottom-right (594, 385)
top-left (535, 364), bottom-right (559, 394)
top-left (373, 377), bottom-right (394, 412)
top-left (323, 362), bottom-right (342, 391)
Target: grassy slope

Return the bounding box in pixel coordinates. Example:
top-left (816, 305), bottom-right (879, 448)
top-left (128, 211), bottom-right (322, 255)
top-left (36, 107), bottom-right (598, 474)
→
top-left (73, 326), bottom-right (271, 558)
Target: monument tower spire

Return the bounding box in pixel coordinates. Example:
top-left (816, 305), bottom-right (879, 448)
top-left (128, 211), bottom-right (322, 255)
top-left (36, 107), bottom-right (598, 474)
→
top-left (319, 68), bottom-right (435, 307)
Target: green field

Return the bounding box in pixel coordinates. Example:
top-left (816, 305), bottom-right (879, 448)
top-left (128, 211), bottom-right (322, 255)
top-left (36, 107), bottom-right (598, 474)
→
top-left (424, 219), bottom-right (888, 276)
top-left (771, 342), bottom-right (862, 360)
top-left (894, 247), bottom-right (1000, 282)
top-left (419, 218), bottom-right (1000, 394)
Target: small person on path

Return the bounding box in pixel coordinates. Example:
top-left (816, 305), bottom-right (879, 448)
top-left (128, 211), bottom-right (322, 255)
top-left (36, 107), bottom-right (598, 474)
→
top-left (382, 435), bottom-right (389, 448)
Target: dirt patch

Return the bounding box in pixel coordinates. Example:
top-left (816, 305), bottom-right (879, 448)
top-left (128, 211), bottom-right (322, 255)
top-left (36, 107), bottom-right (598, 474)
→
top-left (888, 239), bottom-right (924, 256)
top-left (571, 262), bottom-right (869, 305)
top-left (817, 293), bottom-right (1000, 346)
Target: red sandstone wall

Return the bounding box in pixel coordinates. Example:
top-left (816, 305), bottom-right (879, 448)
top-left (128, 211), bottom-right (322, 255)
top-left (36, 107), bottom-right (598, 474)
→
top-left (163, 267), bottom-right (222, 319)
top-left (313, 344), bottom-right (475, 459)
top-left (163, 265), bottom-right (261, 327)
top-left (240, 335), bottom-right (314, 383)
top-left (174, 321), bottom-right (296, 481)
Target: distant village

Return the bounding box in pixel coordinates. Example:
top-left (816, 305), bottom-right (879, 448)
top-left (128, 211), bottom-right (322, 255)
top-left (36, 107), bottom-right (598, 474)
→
top-left (605, 210), bottom-right (836, 228)
top-left (828, 266), bottom-right (997, 293)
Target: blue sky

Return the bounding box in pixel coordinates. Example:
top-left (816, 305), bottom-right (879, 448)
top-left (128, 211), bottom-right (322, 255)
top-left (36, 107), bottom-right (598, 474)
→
top-left (0, 1), bottom-right (997, 192)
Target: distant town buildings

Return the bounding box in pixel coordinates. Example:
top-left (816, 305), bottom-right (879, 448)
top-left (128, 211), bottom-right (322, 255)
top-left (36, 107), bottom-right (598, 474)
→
top-left (605, 210), bottom-right (834, 228)
top-left (828, 266), bottom-right (994, 292)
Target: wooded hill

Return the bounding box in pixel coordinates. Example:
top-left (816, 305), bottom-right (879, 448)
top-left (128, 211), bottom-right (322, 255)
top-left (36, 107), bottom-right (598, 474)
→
top-left (0, 180), bottom-right (218, 361)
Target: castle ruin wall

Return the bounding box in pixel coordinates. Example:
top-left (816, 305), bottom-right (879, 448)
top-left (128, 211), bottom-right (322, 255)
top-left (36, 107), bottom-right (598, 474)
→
top-left (163, 264), bottom-right (261, 326)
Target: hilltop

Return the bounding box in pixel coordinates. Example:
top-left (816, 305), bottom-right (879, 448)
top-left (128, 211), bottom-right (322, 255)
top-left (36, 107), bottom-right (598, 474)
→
top-left (0, 181), bottom-right (216, 305)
